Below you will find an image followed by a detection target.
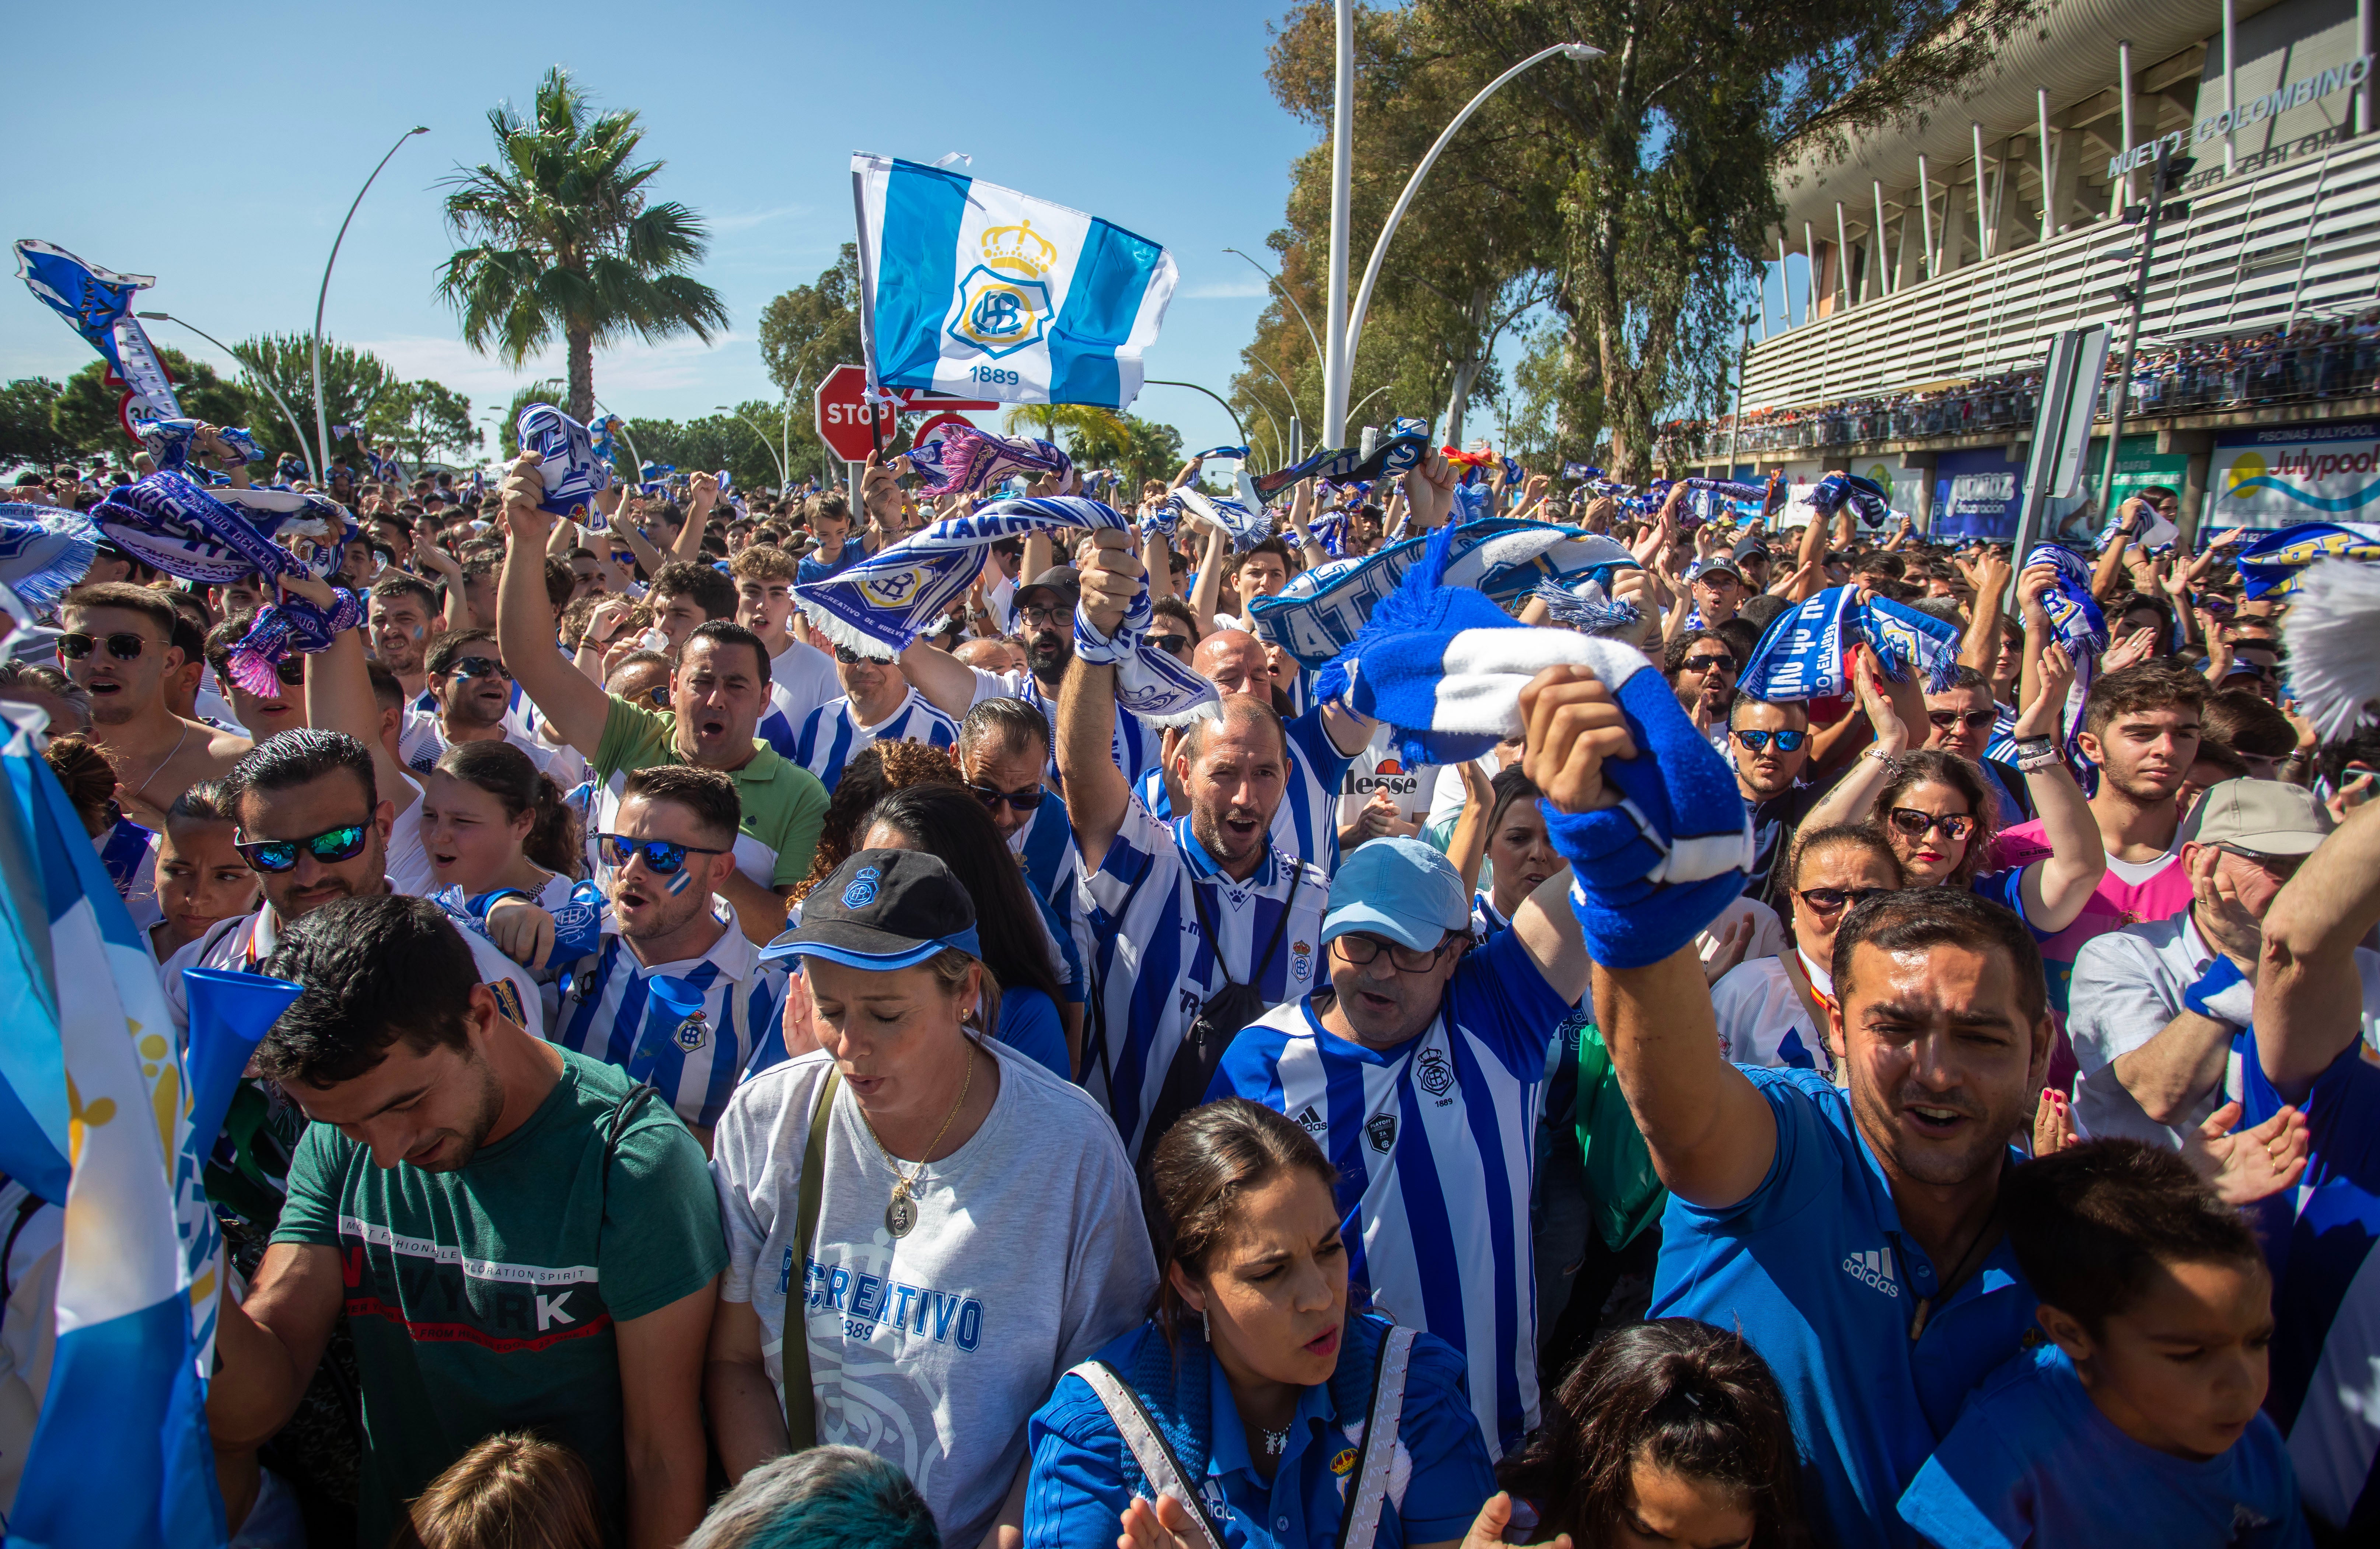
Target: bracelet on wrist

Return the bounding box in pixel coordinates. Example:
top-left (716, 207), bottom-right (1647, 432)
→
top-left (2017, 751), bottom-right (2065, 774)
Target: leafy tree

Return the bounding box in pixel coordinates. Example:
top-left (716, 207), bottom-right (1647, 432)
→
top-left (619, 405), bottom-right (795, 495)
top-left (367, 380), bottom-right (478, 466)
top-left (0, 379), bottom-right (71, 467)
top-left (438, 67), bottom-right (730, 423)
top-left (758, 243), bottom-right (864, 468)
top-left (235, 334), bottom-right (397, 461)
top-left (51, 350), bottom-right (255, 457)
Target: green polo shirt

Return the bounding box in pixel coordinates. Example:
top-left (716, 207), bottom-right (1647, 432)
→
top-left (591, 696), bottom-right (828, 888)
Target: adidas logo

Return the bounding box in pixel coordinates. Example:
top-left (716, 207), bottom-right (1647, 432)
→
top-left (1841, 1247), bottom-right (1901, 1298)
top-left (1293, 1105), bottom-right (1326, 1135)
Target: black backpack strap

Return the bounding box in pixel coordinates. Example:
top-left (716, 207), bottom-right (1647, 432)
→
top-left (1183, 853), bottom-right (1303, 994)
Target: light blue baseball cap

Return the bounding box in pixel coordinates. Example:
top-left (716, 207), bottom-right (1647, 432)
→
top-left (1318, 837), bottom-right (1472, 953)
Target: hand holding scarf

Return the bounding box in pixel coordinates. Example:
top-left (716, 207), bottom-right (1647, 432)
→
top-left (1739, 584), bottom-right (1962, 706)
top-left (516, 404), bottom-right (613, 522)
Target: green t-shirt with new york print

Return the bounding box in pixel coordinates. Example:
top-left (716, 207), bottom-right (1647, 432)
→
top-left (273, 1049), bottom-right (725, 1547)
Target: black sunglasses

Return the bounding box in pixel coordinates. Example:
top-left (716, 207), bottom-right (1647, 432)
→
top-left (58, 631), bottom-right (150, 662)
top-left (1886, 807), bottom-right (1975, 842)
top-left (272, 656), bottom-right (307, 688)
top-left (1147, 632), bottom-right (1194, 659)
top-left (1733, 727), bottom-right (1807, 754)
top-left (1682, 654), bottom-right (1735, 673)
top-left (832, 645), bottom-right (882, 665)
top-left (599, 833), bottom-right (727, 875)
top-left (1926, 709), bottom-right (1997, 731)
top-left (968, 780), bottom-right (1046, 813)
top-left (1798, 885), bottom-right (1893, 915)
top-left (448, 655), bottom-right (510, 681)
top-left (233, 822), bottom-right (371, 873)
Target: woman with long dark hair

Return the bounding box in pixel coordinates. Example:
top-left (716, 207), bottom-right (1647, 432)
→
top-left (420, 740), bottom-right (600, 996)
top-left (1025, 1099), bottom-right (1513, 1549)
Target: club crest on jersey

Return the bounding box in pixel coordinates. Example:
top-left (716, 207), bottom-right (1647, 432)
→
top-left (842, 865), bottom-right (882, 909)
top-left (1415, 1045), bottom-right (1454, 1098)
top-left (1292, 939), bottom-right (1312, 981)
top-left (1365, 1112), bottom-right (1397, 1153)
top-left (673, 1010), bottom-right (710, 1051)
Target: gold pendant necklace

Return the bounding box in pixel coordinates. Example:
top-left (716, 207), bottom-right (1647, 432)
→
top-left (856, 1041), bottom-right (974, 1239)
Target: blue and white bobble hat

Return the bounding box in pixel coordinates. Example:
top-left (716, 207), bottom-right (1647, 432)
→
top-left (761, 848), bottom-right (981, 970)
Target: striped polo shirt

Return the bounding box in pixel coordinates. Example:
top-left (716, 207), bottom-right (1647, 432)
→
top-left (792, 687), bottom-right (960, 793)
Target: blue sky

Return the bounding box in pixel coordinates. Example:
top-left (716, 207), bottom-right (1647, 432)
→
top-left (4, 0), bottom-right (1343, 463)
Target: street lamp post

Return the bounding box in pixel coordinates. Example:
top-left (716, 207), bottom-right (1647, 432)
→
top-left (716, 403), bottom-right (789, 486)
top-left (1335, 42), bottom-right (1602, 436)
top-left (1321, 0), bottom-right (1357, 450)
top-left (1142, 380), bottom-right (1251, 450)
top-left (137, 311), bottom-right (317, 481)
top-left (313, 127), bottom-right (429, 478)
top-left (1223, 247), bottom-right (1327, 364)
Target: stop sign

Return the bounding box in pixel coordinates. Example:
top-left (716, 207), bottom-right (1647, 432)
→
top-left (813, 364), bottom-right (898, 462)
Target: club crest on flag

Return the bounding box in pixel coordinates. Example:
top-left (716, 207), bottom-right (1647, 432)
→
top-left (860, 567), bottom-right (927, 606)
top-left (951, 220), bottom-right (1057, 359)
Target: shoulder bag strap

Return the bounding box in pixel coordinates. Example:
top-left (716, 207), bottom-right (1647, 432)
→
top-left (1065, 1359), bottom-right (1229, 1549)
top-left (782, 1066), bottom-right (840, 1452)
top-left (1335, 1325), bottom-right (1417, 1549)
top-left (1184, 853), bottom-right (1304, 991)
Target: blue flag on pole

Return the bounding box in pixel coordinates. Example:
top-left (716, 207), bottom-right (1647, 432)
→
top-left (851, 153), bottom-right (1179, 411)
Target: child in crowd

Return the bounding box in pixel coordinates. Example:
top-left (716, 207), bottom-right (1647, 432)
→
top-left (1898, 1140), bottom-right (2308, 1548)
top-left (390, 1433), bottom-right (602, 1549)
top-left (1494, 1318), bottom-right (1810, 1547)
top-left (148, 779), bottom-right (258, 962)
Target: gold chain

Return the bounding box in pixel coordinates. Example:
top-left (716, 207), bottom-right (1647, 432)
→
top-left (855, 1040), bottom-right (975, 1211)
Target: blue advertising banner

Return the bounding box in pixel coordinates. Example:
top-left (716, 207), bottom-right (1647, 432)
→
top-left (1933, 447), bottom-right (2026, 540)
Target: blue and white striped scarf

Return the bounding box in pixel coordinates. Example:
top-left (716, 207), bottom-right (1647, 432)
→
top-left (1251, 520), bottom-right (1640, 671)
top-left (1738, 584), bottom-right (1962, 705)
top-left (1248, 430), bottom-right (1429, 501)
top-left (2234, 522), bottom-right (2380, 601)
top-left (1808, 471), bottom-right (1890, 526)
top-left (1192, 445), bottom-right (1249, 462)
top-left (1175, 485), bottom-right (1273, 552)
top-left (517, 404), bottom-right (614, 523)
top-left (1315, 521), bottom-right (1751, 968)
top-left (0, 505), bottom-right (98, 618)
top-left (2026, 542), bottom-right (2109, 761)
top-left (137, 418), bottom-right (262, 473)
top-left (794, 495), bottom-right (1217, 725)
top-left (904, 426), bottom-right (1070, 497)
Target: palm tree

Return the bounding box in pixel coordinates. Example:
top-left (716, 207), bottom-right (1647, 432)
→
top-left (1002, 402), bottom-right (1130, 452)
top-left (437, 68), bottom-right (729, 422)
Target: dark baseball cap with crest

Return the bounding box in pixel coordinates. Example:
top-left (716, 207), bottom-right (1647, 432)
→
top-left (761, 848), bottom-right (980, 970)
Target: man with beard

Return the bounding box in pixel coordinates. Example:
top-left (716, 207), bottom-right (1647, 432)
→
top-left (552, 766), bottom-right (784, 1143)
top-left (497, 452), bottom-right (829, 947)
top-left (899, 564), bottom-right (1162, 784)
top-left (367, 573), bottom-right (445, 710)
top-left (1996, 663), bottom-right (2207, 1021)
top-left (57, 583), bottom-right (249, 829)
top-left (205, 894), bottom-right (722, 1549)
top-left (1059, 531), bottom-right (1333, 1163)
top-left (158, 728), bottom-right (539, 1034)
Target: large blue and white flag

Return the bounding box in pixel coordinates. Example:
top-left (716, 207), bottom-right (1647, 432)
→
top-left (0, 697), bottom-right (291, 1549)
top-left (13, 239), bottom-right (182, 428)
top-left (851, 154), bottom-right (1178, 411)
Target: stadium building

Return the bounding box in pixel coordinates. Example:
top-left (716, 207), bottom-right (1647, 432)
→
top-left (1663, 0), bottom-right (2378, 543)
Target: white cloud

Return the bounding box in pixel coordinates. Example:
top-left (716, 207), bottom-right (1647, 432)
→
top-left (1181, 278), bottom-right (1269, 300)
top-left (709, 203), bottom-right (810, 234)
top-left (351, 330), bottom-right (747, 402)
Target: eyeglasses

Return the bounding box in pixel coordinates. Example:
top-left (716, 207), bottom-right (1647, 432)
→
top-left (1885, 807), bottom-right (1976, 842)
top-left (634, 682), bottom-right (671, 709)
top-left (1733, 727), bottom-right (1807, 754)
top-left (272, 657), bottom-right (307, 688)
top-left (968, 780), bottom-right (1046, 813)
top-left (1018, 604), bottom-right (1070, 629)
top-left (832, 645), bottom-right (876, 665)
top-left (57, 631), bottom-right (150, 662)
top-left (233, 822), bottom-right (371, 873)
top-left (1798, 885), bottom-right (1894, 915)
top-left (447, 656), bottom-right (510, 681)
top-left (598, 833), bottom-right (727, 874)
top-left (1147, 632), bottom-right (1194, 659)
top-left (1926, 708), bottom-right (1998, 731)
top-left (1333, 931), bottom-right (1457, 973)
top-left (2212, 843), bottom-right (2304, 878)
top-left (1683, 654), bottom-right (1735, 673)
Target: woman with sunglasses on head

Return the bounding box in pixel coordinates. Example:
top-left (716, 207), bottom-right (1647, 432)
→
top-left (707, 849), bottom-right (1156, 1549)
top-left (1711, 825), bottom-right (1904, 1079)
top-left (1801, 641), bottom-right (2104, 936)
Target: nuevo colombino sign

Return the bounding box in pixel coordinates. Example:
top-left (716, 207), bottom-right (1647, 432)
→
top-left (2107, 54), bottom-right (2372, 182)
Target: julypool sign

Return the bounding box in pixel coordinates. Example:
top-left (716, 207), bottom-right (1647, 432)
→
top-left (812, 365), bottom-right (998, 462)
